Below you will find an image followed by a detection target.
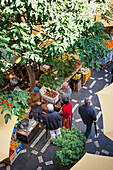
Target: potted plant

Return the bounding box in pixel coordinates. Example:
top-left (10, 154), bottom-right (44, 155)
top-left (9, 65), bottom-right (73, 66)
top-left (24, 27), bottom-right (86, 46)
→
top-left (52, 126), bottom-right (86, 170)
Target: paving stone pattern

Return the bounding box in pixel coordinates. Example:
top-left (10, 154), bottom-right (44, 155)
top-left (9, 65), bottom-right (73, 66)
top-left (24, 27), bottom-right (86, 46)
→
top-left (1, 62), bottom-right (113, 170)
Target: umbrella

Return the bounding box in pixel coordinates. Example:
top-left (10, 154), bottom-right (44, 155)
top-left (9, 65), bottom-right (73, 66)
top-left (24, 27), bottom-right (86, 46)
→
top-left (70, 153), bottom-right (113, 170)
top-left (94, 121), bottom-right (97, 136)
top-left (96, 83), bottom-right (113, 141)
top-left (0, 107), bottom-right (17, 162)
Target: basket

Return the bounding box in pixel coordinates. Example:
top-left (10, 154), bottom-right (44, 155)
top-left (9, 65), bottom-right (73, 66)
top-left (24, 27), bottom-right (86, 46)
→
top-left (71, 74), bottom-right (82, 83)
top-left (82, 70), bottom-right (91, 85)
top-left (40, 86), bottom-right (59, 103)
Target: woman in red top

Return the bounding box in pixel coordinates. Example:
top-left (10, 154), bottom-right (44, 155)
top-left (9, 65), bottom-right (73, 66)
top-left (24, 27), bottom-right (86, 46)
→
top-left (62, 98), bottom-right (72, 130)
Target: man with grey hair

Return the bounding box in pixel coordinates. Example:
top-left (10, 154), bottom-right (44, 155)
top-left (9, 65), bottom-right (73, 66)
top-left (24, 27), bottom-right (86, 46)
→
top-left (43, 104), bottom-right (61, 139)
top-left (59, 82), bottom-right (72, 107)
top-left (78, 98), bottom-right (96, 138)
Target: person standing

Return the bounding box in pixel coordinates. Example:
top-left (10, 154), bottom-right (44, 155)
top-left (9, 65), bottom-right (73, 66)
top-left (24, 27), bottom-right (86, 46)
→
top-left (28, 87), bottom-right (43, 123)
top-left (59, 82), bottom-right (72, 107)
top-left (78, 98), bottom-right (96, 138)
top-left (62, 98), bottom-right (72, 130)
top-left (43, 104), bottom-right (61, 139)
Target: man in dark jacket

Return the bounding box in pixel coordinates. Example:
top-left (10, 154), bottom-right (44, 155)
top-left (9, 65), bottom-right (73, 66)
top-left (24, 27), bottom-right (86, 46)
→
top-left (78, 98), bottom-right (96, 138)
top-left (43, 104), bottom-right (61, 139)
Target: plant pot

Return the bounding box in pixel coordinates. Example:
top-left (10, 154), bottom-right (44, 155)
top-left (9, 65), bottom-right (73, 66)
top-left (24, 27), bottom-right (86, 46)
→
top-left (53, 154), bottom-right (73, 170)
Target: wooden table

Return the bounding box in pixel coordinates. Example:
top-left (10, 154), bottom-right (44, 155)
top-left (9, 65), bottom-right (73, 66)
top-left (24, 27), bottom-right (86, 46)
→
top-left (17, 122), bottom-right (39, 144)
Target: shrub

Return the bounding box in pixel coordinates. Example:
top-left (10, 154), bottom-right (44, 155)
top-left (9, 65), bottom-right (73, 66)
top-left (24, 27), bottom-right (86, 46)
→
top-left (52, 126), bottom-right (86, 167)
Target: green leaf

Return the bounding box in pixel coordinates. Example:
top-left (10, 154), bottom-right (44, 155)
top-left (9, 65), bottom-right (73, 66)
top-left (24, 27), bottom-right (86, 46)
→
top-left (1, 107), bottom-right (7, 114)
top-left (4, 113), bottom-right (11, 124)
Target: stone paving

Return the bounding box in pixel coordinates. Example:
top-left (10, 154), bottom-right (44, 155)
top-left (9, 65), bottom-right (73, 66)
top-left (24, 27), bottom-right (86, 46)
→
top-left (1, 62), bottom-right (113, 170)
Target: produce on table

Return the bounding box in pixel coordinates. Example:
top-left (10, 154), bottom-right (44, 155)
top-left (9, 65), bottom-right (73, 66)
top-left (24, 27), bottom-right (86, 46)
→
top-left (39, 71), bottom-right (64, 89)
top-left (44, 89), bottom-right (58, 98)
top-left (73, 73), bottom-right (81, 80)
top-left (9, 148), bottom-right (14, 157)
top-left (79, 67), bottom-right (90, 75)
top-left (10, 141), bottom-right (19, 150)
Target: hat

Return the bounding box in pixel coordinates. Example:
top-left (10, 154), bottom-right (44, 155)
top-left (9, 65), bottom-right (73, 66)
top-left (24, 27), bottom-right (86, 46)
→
top-left (33, 87), bottom-right (40, 94)
top-left (47, 104), bottom-right (54, 111)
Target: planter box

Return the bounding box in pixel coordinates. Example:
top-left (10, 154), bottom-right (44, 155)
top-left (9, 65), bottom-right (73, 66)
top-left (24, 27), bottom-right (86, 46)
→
top-left (82, 70), bottom-right (91, 85)
top-left (40, 86), bottom-right (59, 104)
top-left (53, 154), bottom-right (72, 170)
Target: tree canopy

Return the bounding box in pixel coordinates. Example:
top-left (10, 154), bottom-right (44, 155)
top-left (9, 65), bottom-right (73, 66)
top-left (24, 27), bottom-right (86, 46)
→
top-left (0, 0), bottom-right (112, 70)
top-left (0, 0), bottom-right (112, 123)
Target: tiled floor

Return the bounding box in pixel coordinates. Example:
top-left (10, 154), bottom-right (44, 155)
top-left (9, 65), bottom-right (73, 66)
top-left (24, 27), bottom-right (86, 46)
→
top-left (1, 62), bottom-right (113, 170)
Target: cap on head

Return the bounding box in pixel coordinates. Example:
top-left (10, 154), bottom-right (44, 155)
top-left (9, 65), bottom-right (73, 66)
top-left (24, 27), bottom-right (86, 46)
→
top-left (62, 82), bottom-right (69, 90)
top-left (84, 98), bottom-right (91, 105)
top-left (33, 87), bottom-right (40, 94)
top-left (47, 104), bottom-right (54, 111)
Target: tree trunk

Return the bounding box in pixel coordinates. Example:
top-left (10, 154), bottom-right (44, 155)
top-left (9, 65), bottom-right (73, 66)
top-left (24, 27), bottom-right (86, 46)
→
top-left (24, 64), bottom-right (36, 91)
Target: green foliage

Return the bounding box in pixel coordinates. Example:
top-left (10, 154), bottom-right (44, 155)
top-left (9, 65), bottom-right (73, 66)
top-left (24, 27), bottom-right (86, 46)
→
top-left (52, 126), bottom-right (86, 167)
top-left (76, 22), bottom-right (111, 70)
top-left (39, 70), bottom-right (65, 89)
top-left (0, 0), bottom-right (112, 123)
top-left (4, 113), bottom-right (11, 124)
top-left (0, 0), bottom-right (112, 72)
top-left (0, 90), bottom-right (29, 123)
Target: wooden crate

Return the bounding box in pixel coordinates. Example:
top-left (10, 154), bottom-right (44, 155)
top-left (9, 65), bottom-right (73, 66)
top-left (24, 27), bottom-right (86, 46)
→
top-left (75, 79), bottom-right (81, 92)
top-left (3, 148), bottom-right (18, 165)
top-left (82, 70), bottom-right (91, 85)
top-left (10, 141), bottom-right (23, 154)
top-left (71, 79), bottom-right (82, 92)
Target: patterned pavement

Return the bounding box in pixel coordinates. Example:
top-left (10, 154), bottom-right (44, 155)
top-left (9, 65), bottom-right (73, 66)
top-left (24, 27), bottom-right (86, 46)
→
top-left (1, 62), bottom-right (113, 170)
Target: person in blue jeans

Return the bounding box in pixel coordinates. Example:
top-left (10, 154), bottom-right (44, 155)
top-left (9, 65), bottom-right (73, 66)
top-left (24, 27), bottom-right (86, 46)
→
top-left (78, 98), bottom-right (96, 139)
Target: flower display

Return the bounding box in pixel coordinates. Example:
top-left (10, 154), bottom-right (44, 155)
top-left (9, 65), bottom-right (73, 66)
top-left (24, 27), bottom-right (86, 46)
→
top-left (104, 40), bottom-right (113, 49)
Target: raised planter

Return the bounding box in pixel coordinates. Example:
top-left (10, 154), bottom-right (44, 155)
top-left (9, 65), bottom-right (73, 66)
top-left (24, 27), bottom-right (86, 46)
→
top-left (53, 155), bottom-right (72, 170)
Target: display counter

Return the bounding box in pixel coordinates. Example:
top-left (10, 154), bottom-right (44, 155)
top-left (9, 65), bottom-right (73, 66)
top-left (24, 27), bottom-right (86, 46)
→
top-left (17, 121), bottom-right (39, 144)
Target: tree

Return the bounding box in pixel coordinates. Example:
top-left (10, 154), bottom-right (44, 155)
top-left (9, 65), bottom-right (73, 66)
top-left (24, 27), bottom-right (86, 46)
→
top-left (0, 0), bottom-right (112, 123)
top-left (0, 0), bottom-right (112, 87)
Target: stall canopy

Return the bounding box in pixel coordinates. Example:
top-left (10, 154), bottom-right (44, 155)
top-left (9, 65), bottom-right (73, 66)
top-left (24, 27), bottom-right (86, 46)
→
top-left (0, 108), bottom-right (17, 162)
top-left (96, 83), bottom-right (113, 141)
top-left (70, 153), bottom-right (113, 170)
